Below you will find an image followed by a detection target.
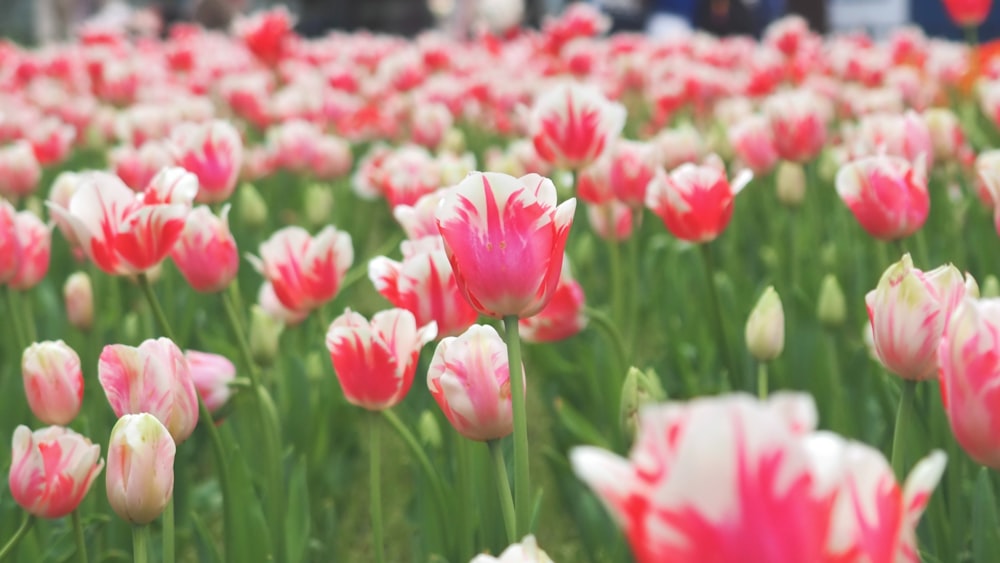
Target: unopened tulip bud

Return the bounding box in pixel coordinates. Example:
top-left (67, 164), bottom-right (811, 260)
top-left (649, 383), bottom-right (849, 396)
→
top-left (620, 366), bottom-right (665, 439)
top-left (441, 128), bottom-right (466, 154)
top-left (965, 273), bottom-right (980, 298)
top-left (303, 184), bottom-right (334, 227)
top-left (745, 286), bottom-right (785, 361)
top-left (122, 312), bottom-right (141, 344)
top-left (305, 351), bottom-right (325, 382)
top-left (105, 413), bottom-right (176, 525)
top-left (470, 535), bottom-right (553, 563)
top-left (775, 161), bottom-right (806, 208)
top-left (418, 410), bottom-right (443, 450)
top-left (983, 275), bottom-right (1000, 298)
top-left (22, 341), bottom-right (84, 425)
top-left (817, 274), bottom-right (847, 327)
top-left (249, 305), bottom-right (284, 367)
top-left (237, 183), bottom-right (268, 229)
top-left (64, 272), bottom-right (94, 331)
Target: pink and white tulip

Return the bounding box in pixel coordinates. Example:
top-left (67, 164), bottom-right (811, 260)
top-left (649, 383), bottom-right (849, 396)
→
top-left (0, 198), bottom-right (20, 282)
top-left (109, 141), bottom-right (174, 192)
top-left (169, 120), bottom-right (244, 203)
top-left (646, 159), bottom-right (752, 243)
top-left (9, 425), bottom-right (103, 519)
top-left (64, 272), bottom-right (94, 331)
top-left (0, 141), bottom-right (42, 199)
top-left (170, 205), bottom-right (239, 293)
top-left (836, 155), bottom-right (929, 241)
top-left (185, 350), bottom-right (236, 414)
top-left (519, 262), bottom-right (587, 343)
top-left (105, 413), bottom-right (176, 525)
top-left (9, 210), bottom-right (51, 290)
top-left (529, 83), bottom-right (626, 170)
top-left (22, 341), bottom-right (83, 426)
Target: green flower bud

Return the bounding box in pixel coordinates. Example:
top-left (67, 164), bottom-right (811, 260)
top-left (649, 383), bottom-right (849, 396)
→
top-left (745, 286), bottom-right (784, 361)
top-left (237, 183), bottom-right (268, 229)
top-left (775, 161), bottom-right (806, 208)
top-left (418, 411), bottom-right (443, 450)
top-left (249, 305), bottom-right (284, 367)
top-left (817, 274), bottom-right (847, 328)
top-left (620, 366), bottom-right (665, 439)
top-left (303, 184), bottom-right (335, 228)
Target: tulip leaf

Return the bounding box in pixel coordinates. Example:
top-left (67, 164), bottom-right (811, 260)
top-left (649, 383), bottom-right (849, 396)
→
top-left (285, 458), bottom-right (311, 563)
top-left (190, 511), bottom-right (223, 563)
top-left (972, 468), bottom-right (1000, 563)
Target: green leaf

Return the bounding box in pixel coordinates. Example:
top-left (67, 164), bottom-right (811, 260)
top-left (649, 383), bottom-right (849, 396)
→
top-left (972, 468), bottom-right (1000, 563)
top-left (284, 458), bottom-right (311, 563)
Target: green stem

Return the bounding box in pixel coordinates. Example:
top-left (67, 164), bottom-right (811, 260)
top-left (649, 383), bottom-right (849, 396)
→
top-left (132, 525), bottom-right (149, 563)
top-left (487, 440), bottom-right (517, 544)
top-left (136, 273), bottom-right (232, 562)
top-left (502, 315), bottom-right (531, 537)
top-left (757, 362), bottom-right (768, 400)
top-left (891, 380), bottom-right (918, 480)
top-left (162, 497), bottom-right (174, 563)
top-left (607, 229), bottom-right (624, 328)
top-left (624, 219), bottom-right (641, 351)
top-left (788, 209), bottom-right (799, 293)
top-left (698, 243), bottom-right (737, 391)
top-left (0, 513), bottom-right (34, 561)
top-left (19, 292), bottom-right (36, 343)
top-left (3, 285), bottom-right (28, 353)
top-left (369, 413), bottom-right (385, 563)
top-left (381, 410), bottom-right (450, 523)
top-left (72, 511), bottom-right (88, 563)
top-left (583, 307), bottom-right (629, 385)
top-left (824, 332), bottom-right (847, 435)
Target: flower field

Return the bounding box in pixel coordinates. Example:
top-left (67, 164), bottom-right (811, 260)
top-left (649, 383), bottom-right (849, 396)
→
top-left (3, 3), bottom-right (1000, 562)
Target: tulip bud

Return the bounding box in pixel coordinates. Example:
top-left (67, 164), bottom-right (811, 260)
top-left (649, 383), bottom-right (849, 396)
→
top-left (303, 183), bottom-right (334, 227)
top-left (983, 275), bottom-right (1000, 298)
top-left (237, 183), bottom-right (268, 229)
top-left (775, 161), bottom-right (807, 208)
top-left (122, 312), bottom-right (141, 344)
top-left (745, 286), bottom-right (785, 361)
top-left (64, 272), bottom-right (94, 331)
top-left (106, 413), bottom-right (176, 525)
top-left (22, 341), bottom-right (84, 425)
top-left (620, 366), bottom-right (665, 439)
top-left (249, 305), bottom-right (284, 367)
top-left (418, 410), bottom-right (443, 450)
top-left (470, 535), bottom-right (554, 563)
top-left (440, 128), bottom-right (466, 154)
top-left (817, 274), bottom-right (847, 327)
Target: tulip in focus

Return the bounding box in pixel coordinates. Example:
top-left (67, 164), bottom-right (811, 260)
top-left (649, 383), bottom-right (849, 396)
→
top-left (9, 210), bottom-right (51, 290)
top-left (941, 0), bottom-right (992, 27)
top-left (645, 158), bottom-right (752, 243)
top-left (470, 535), bottom-right (553, 563)
top-left (519, 262), bottom-right (587, 343)
top-left (185, 351), bottom-right (236, 414)
top-left (866, 254), bottom-right (967, 380)
top-left (99, 338), bottom-right (199, 444)
top-left (745, 286), bottom-right (785, 361)
top-left (428, 324), bottom-right (520, 441)
top-left (22, 341), bottom-right (83, 426)
top-left (436, 172), bottom-right (576, 318)
top-left (248, 225), bottom-right (353, 315)
top-left (326, 308), bottom-right (437, 410)
top-left (9, 425), bottom-right (103, 519)
top-left (170, 205), bottom-right (239, 293)
top-left (169, 120), bottom-right (244, 203)
top-left (529, 83), bottom-right (626, 170)
top-left (64, 272), bottom-right (94, 331)
top-left (835, 155), bottom-right (929, 241)
top-left (938, 297), bottom-right (1000, 469)
top-left (105, 413), bottom-right (176, 525)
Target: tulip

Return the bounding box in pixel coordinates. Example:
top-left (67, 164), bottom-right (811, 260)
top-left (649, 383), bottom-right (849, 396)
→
top-left (775, 161), bottom-right (806, 208)
top-left (817, 275), bottom-right (847, 328)
top-left (326, 308), bottom-right (437, 410)
top-left (22, 341), bottom-right (83, 426)
top-left (248, 225), bottom-right (354, 315)
top-left (185, 351), bottom-right (236, 414)
top-left (763, 90), bottom-right (830, 164)
top-left (233, 6), bottom-right (295, 66)
top-left (303, 183), bottom-right (335, 228)
top-left (427, 324), bottom-right (520, 441)
top-left (645, 158), bottom-right (752, 243)
top-left (866, 254), bottom-right (967, 380)
top-left (170, 205), bottom-right (239, 293)
top-left (64, 272), bottom-right (94, 331)
top-left (519, 263), bottom-right (587, 343)
top-left (848, 111), bottom-right (933, 169)
top-left (105, 413), bottom-right (176, 525)
top-left (470, 535), bottom-right (553, 563)
top-left (410, 103), bottom-right (453, 149)
top-left (835, 155), bottom-right (929, 241)
top-left (169, 120), bottom-right (243, 203)
top-left (368, 241), bottom-right (479, 339)
top-left (393, 189), bottom-right (447, 241)
top-left (47, 171), bottom-right (85, 249)
top-left (9, 425), bottom-right (103, 519)
top-left (942, 0), bottom-right (992, 27)
top-left (728, 115), bottom-right (780, 175)
top-left (0, 199), bottom-right (23, 283)
top-left (620, 367), bottom-right (665, 439)
top-left (608, 140), bottom-right (659, 207)
top-left (0, 141), bottom-right (42, 199)
top-left (586, 200), bottom-right (634, 242)
top-left (9, 210), bottom-right (51, 290)
top-left (249, 304), bottom-right (286, 366)
top-left (745, 286), bottom-right (785, 362)
top-left (529, 82), bottom-right (626, 170)
top-left (938, 298), bottom-right (1000, 468)
top-left (435, 172), bottom-right (576, 319)
top-left (109, 141), bottom-right (174, 192)
top-left (99, 338), bottom-right (199, 444)
top-left (26, 116), bottom-right (75, 166)
top-left (47, 168), bottom-right (197, 275)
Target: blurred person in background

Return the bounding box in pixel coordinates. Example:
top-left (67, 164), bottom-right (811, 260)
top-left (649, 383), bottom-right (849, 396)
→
top-left (194, 0), bottom-right (247, 31)
top-left (787, 0), bottom-right (827, 32)
top-left (694, 0), bottom-right (756, 35)
top-left (594, 0), bottom-right (652, 32)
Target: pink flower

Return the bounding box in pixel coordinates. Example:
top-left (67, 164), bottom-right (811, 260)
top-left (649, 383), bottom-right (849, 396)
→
top-left (436, 172), bottom-right (576, 318)
top-left (393, 189), bottom-right (447, 240)
top-left (9, 210), bottom-right (51, 290)
top-left (234, 7), bottom-right (295, 66)
top-left (170, 205), bottom-right (239, 293)
top-left (369, 240), bottom-right (479, 339)
top-left (326, 308), bottom-right (436, 410)
top-left (866, 254), bottom-right (967, 380)
top-left (48, 167), bottom-right (197, 275)
top-left (47, 171), bottom-right (85, 249)
top-left (22, 341), bottom-right (83, 426)
top-left (608, 140), bottom-right (659, 207)
top-left (529, 83), bottom-right (626, 170)
top-left (0, 198), bottom-right (21, 283)
top-left (586, 200), bottom-right (634, 241)
top-left (257, 281), bottom-right (309, 326)
top-left (427, 324), bottom-right (519, 441)
top-left (0, 141), bottom-right (42, 199)
top-left (378, 145), bottom-right (442, 209)
top-left (942, 0), bottom-right (992, 27)
top-left (764, 90), bottom-right (830, 163)
top-left (836, 155), bottom-right (929, 241)
top-left (845, 111), bottom-right (933, 169)
top-left (26, 116), bottom-right (75, 167)
top-left (248, 225), bottom-right (354, 315)
top-left (645, 158), bottom-right (752, 243)
top-left (169, 120), bottom-right (244, 203)
top-left (98, 338), bottom-right (199, 445)
top-left (185, 350), bottom-right (236, 414)
top-left (938, 297), bottom-right (1000, 469)
top-left (105, 413), bottom-right (176, 525)
top-left (8, 425), bottom-right (103, 519)
top-left (519, 262), bottom-right (587, 343)
top-left (410, 102), bottom-right (453, 149)
top-left (64, 272), bottom-right (94, 331)
top-left (109, 141), bottom-right (174, 192)
top-left (728, 115), bottom-right (779, 175)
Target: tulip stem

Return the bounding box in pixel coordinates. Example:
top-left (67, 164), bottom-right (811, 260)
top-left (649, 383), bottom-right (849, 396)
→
top-left (369, 412), bottom-right (385, 563)
top-left (136, 273), bottom-right (233, 562)
top-left (757, 362), bottom-right (769, 400)
top-left (381, 410), bottom-right (450, 526)
top-left (0, 513), bottom-right (34, 561)
top-left (502, 314), bottom-right (531, 538)
top-left (132, 525), bottom-right (149, 563)
top-left (72, 511), bottom-right (88, 563)
top-left (163, 498), bottom-right (174, 563)
top-left (698, 243), bottom-right (737, 391)
top-left (488, 440), bottom-right (517, 544)
top-left (2, 285), bottom-right (27, 354)
top-left (891, 380), bottom-right (918, 479)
